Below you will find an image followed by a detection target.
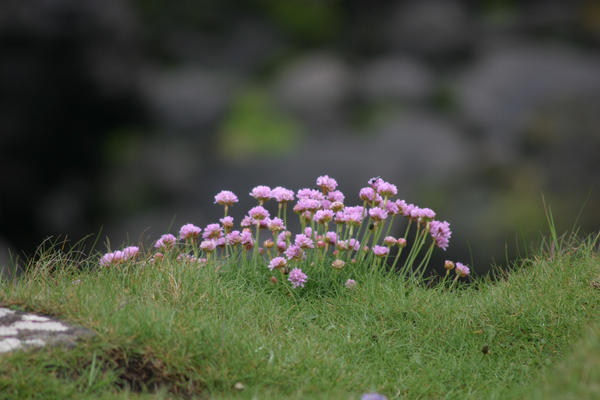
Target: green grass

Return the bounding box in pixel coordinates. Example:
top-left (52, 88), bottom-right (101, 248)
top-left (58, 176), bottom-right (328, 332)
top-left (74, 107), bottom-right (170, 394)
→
top-left (0, 232), bottom-right (599, 399)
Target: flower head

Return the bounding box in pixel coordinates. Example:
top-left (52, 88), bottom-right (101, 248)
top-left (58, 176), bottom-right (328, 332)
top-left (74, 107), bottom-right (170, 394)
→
top-left (294, 234), bottom-right (314, 249)
top-left (214, 190), bottom-right (239, 206)
top-left (268, 256), bottom-right (287, 271)
top-left (331, 259), bottom-right (345, 270)
top-left (268, 217), bottom-right (285, 232)
top-left (285, 244), bottom-right (304, 260)
top-left (122, 246), bottom-right (139, 260)
top-left (327, 190), bottom-right (345, 203)
top-left (429, 220), bottom-right (451, 250)
top-left (248, 206), bottom-right (270, 221)
top-left (383, 236), bottom-right (397, 246)
top-left (220, 216), bottom-right (234, 231)
top-left (314, 209), bottom-right (334, 224)
top-left (444, 260), bottom-right (455, 270)
top-left (99, 252), bottom-right (115, 266)
top-left (373, 245), bottom-right (389, 257)
top-left (226, 230), bottom-right (242, 245)
top-left (359, 187), bottom-right (376, 202)
top-left (369, 207), bottom-right (388, 221)
top-left (297, 188), bottom-right (324, 201)
top-left (456, 262), bottom-right (470, 277)
top-left (249, 185), bottom-right (272, 202)
top-left (200, 240), bottom-right (216, 252)
top-left (155, 233), bottom-right (177, 249)
top-left (179, 223), bottom-right (202, 240)
top-left (325, 231), bottom-right (337, 244)
top-left (271, 186), bottom-right (295, 203)
top-left (316, 175), bottom-right (338, 193)
top-left (377, 181), bottom-right (397, 197)
top-left (203, 223), bottom-right (222, 239)
top-left (288, 268), bottom-right (308, 288)
top-left (345, 279), bottom-right (357, 289)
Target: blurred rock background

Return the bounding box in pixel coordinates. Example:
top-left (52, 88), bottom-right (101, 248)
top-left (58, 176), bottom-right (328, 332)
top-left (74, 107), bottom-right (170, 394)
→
top-left (1, 0), bottom-right (599, 274)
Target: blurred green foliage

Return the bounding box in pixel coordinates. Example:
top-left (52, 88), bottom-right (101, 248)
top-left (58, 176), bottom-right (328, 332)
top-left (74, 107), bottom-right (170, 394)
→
top-left (218, 87), bottom-right (301, 161)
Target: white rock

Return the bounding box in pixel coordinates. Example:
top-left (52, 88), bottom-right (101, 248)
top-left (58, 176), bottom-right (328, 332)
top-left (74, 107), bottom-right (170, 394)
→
top-left (0, 308), bottom-right (15, 318)
top-left (0, 327), bottom-right (18, 336)
top-left (23, 339), bottom-right (46, 347)
top-left (22, 314), bottom-right (50, 322)
top-left (0, 338), bottom-right (21, 353)
top-left (11, 321), bottom-right (69, 332)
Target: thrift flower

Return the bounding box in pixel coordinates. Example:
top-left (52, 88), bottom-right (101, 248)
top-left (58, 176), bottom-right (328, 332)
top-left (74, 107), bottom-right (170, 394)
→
top-left (220, 216), bottom-right (234, 231)
top-left (179, 223), bottom-right (201, 240)
top-left (397, 238), bottom-right (407, 248)
top-left (316, 175), bottom-right (338, 193)
top-left (444, 260), bottom-right (455, 270)
top-left (203, 223), bottom-right (222, 239)
top-left (268, 217), bottom-right (285, 232)
top-left (345, 279), bottom-right (357, 289)
top-left (327, 190), bottom-right (345, 203)
top-left (155, 234), bottom-right (176, 249)
top-left (248, 206), bottom-right (269, 221)
top-left (226, 230), bottom-right (242, 245)
top-left (297, 188), bottom-right (324, 200)
top-left (271, 186), bottom-right (295, 202)
top-left (122, 246), bottom-right (139, 260)
top-left (359, 187), bottom-right (376, 202)
top-left (376, 181), bottom-right (397, 197)
top-left (369, 207), bottom-right (388, 221)
top-left (456, 262), bottom-right (470, 277)
top-left (314, 209), bottom-right (334, 224)
top-left (200, 240), bottom-right (216, 252)
top-left (285, 244), bottom-right (303, 260)
top-left (330, 201), bottom-right (344, 211)
top-left (295, 234), bottom-right (314, 249)
top-left (325, 231), bottom-right (337, 244)
top-left (348, 238), bottom-right (361, 251)
top-left (331, 259), bottom-right (345, 269)
top-left (288, 268), bottom-right (308, 288)
top-left (99, 252), bottom-right (115, 266)
top-left (269, 256), bottom-right (287, 271)
top-left (240, 230), bottom-right (254, 249)
top-left (373, 245), bottom-right (389, 257)
top-left (214, 190), bottom-right (239, 206)
top-left (383, 236), bottom-right (397, 246)
top-left (429, 220), bottom-right (452, 250)
top-left (249, 185), bottom-right (272, 202)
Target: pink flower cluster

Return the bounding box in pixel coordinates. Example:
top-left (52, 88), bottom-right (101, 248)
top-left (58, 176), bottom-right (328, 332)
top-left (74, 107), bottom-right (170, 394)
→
top-left (99, 175), bottom-right (468, 287)
top-left (99, 246), bottom-right (139, 267)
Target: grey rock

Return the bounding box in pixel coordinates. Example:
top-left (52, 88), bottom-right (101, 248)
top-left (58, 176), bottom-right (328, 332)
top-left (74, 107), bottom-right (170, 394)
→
top-left (358, 56), bottom-right (435, 102)
top-left (141, 67), bottom-right (236, 133)
top-left (274, 53), bottom-right (350, 126)
top-left (385, 0), bottom-right (473, 55)
top-left (455, 43), bottom-right (600, 161)
top-left (0, 307), bottom-right (94, 354)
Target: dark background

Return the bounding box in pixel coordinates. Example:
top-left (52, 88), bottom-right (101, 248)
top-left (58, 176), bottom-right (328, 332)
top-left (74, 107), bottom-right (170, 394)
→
top-left (1, 0), bottom-right (599, 274)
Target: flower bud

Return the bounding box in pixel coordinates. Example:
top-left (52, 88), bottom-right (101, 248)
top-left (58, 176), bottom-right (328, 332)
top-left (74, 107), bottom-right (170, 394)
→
top-left (263, 239), bottom-right (274, 249)
top-left (331, 259), bottom-right (345, 270)
top-left (397, 238), bottom-right (407, 248)
top-left (444, 260), bottom-right (455, 270)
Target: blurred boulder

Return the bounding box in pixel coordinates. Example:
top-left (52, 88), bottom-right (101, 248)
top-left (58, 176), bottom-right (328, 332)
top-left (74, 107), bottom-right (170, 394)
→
top-left (384, 0), bottom-right (473, 56)
top-left (357, 56), bottom-right (435, 103)
top-left (455, 43), bottom-right (600, 163)
top-left (274, 53), bottom-right (350, 127)
top-left (141, 67), bottom-right (236, 134)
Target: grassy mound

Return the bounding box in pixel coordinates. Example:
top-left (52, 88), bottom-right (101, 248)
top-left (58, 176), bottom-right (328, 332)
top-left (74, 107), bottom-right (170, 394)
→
top-left (0, 233), bottom-right (598, 399)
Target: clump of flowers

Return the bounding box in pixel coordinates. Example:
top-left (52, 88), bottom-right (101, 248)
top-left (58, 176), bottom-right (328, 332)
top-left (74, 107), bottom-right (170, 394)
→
top-left (99, 175), bottom-right (473, 290)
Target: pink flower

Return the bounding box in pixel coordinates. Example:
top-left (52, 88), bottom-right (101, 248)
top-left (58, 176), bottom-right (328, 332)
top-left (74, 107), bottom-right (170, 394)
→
top-left (293, 198), bottom-right (321, 213)
top-left (314, 209), bottom-right (334, 224)
top-left (122, 246), bottom-right (139, 260)
top-left (397, 238), bottom-right (407, 248)
top-left (456, 262), bottom-right (470, 277)
top-left (359, 187), bottom-right (376, 202)
top-left (241, 230), bottom-right (254, 249)
top-left (248, 206), bottom-right (270, 221)
top-left (179, 223), bottom-right (202, 240)
top-left (99, 252), bottom-right (115, 266)
top-left (215, 237), bottom-right (226, 248)
top-left (348, 238), bottom-right (361, 251)
top-left (304, 227), bottom-right (313, 237)
top-left (214, 190), bottom-right (239, 206)
top-left (385, 201), bottom-right (400, 214)
top-left (277, 240), bottom-right (287, 252)
top-left (268, 256), bottom-right (287, 271)
top-left (327, 190), bottom-right (345, 203)
top-left (226, 230), bottom-right (242, 245)
top-left (373, 245), bottom-right (389, 257)
top-left (368, 177), bottom-right (384, 189)
top-left (155, 233), bottom-right (177, 249)
top-left (369, 207), bottom-right (388, 221)
top-left (294, 234), bottom-right (314, 249)
top-left (376, 181), bottom-right (397, 197)
top-left (316, 175), bottom-right (338, 193)
top-left (202, 223), bottom-right (222, 239)
top-left (250, 185), bottom-right (272, 202)
top-left (396, 199), bottom-right (409, 215)
top-left (200, 240), bottom-right (216, 252)
top-left (345, 279), bottom-right (357, 289)
top-left (325, 231), bottom-right (337, 244)
top-left (330, 201), bottom-right (344, 212)
top-left (297, 188), bottom-right (324, 201)
top-left (285, 244), bottom-right (303, 260)
top-left (268, 217), bottom-right (285, 232)
top-left (271, 186), bottom-right (295, 203)
top-left (220, 216), bottom-right (234, 230)
top-left (336, 240), bottom-right (349, 251)
top-left (288, 268), bottom-right (308, 288)
top-left (383, 236), bottom-right (397, 246)
top-left (240, 216), bottom-right (253, 228)
top-left (429, 220), bottom-right (451, 250)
